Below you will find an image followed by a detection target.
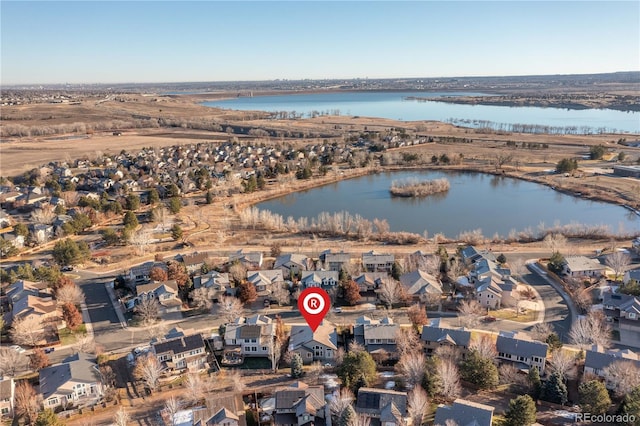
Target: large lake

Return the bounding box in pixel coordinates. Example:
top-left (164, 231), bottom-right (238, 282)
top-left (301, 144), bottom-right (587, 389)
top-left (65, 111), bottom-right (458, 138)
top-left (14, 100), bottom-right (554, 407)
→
top-left (257, 170), bottom-right (639, 238)
top-left (203, 91), bottom-right (640, 134)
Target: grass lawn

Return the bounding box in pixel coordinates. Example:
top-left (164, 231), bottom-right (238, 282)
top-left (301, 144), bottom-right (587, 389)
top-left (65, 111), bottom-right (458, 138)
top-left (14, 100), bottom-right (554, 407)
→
top-left (490, 308), bottom-right (537, 323)
top-left (58, 324), bottom-right (88, 345)
top-left (239, 357), bottom-right (272, 370)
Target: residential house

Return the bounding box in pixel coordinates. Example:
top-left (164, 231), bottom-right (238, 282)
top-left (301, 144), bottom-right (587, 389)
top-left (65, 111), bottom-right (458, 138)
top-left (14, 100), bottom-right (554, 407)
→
top-left (318, 250), bottom-right (351, 272)
top-left (354, 272), bottom-right (389, 302)
top-left (496, 331), bottom-right (548, 374)
top-left (421, 318), bottom-right (471, 356)
top-left (434, 399), bottom-right (494, 426)
top-left (353, 316), bottom-right (398, 361)
top-left (229, 250), bottom-right (264, 269)
top-left (127, 261), bottom-right (167, 284)
top-left (460, 246), bottom-right (497, 266)
top-left (6, 280), bottom-right (51, 304)
top-left (151, 328), bottom-right (207, 372)
top-left (623, 269), bottom-right (640, 285)
top-left (0, 230), bottom-right (24, 251)
top-left (274, 254), bottom-right (313, 278)
top-left (362, 251), bottom-right (395, 273)
top-left (193, 271), bottom-right (231, 301)
top-left (300, 271), bottom-right (338, 289)
top-left (473, 275), bottom-right (503, 309)
top-left (39, 353), bottom-right (103, 410)
top-left (195, 407), bottom-right (240, 426)
top-left (11, 294), bottom-right (58, 323)
top-left (562, 256), bottom-right (606, 278)
top-left (289, 321), bottom-right (337, 364)
top-left (399, 269), bottom-right (443, 304)
top-left (247, 270), bottom-right (284, 297)
top-left (584, 345), bottom-right (640, 382)
top-left (131, 280), bottom-right (181, 314)
top-left (602, 292), bottom-right (640, 347)
top-left (355, 387), bottom-right (409, 426)
top-left (181, 252), bottom-right (210, 274)
top-left (274, 382), bottom-right (327, 426)
top-left (224, 315), bottom-right (275, 358)
top-left (0, 378), bottom-right (14, 418)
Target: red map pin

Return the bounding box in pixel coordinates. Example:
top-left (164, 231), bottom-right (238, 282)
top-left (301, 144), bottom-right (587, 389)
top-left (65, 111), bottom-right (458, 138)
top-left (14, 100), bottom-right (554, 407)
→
top-left (298, 287), bottom-right (331, 332)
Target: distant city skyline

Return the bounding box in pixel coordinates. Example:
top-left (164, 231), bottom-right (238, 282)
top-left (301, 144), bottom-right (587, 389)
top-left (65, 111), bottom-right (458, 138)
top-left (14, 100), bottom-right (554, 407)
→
top-left (1, 1), bottom-right (638, 85)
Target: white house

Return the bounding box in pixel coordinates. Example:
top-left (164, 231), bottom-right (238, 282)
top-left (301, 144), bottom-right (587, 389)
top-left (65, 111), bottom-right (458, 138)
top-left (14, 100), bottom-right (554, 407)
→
top-left (224, 315), bottom-right (275, 358)
top-left (300, 270), bottom-right (339, 289)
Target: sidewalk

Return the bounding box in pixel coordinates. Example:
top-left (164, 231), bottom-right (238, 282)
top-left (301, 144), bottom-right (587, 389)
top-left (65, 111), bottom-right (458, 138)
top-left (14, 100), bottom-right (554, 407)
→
top-left (104, 281), bottom-right (128, 329)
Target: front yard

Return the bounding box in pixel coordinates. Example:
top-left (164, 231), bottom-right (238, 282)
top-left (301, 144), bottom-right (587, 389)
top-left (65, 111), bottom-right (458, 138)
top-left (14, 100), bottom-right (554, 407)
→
top-left (489, 308), bottom-right (537, 323)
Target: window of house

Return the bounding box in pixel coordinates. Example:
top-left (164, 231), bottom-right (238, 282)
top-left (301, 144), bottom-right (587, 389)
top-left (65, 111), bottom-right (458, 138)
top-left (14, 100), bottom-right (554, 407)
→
top-left (307, 353), bottom-right (312, 358)
top-left (262, 346), bottom-right (268, 351)
top-left (49, 398), bottom-right (59, 406)
top-left (1, 407), bottom-right (8, 414)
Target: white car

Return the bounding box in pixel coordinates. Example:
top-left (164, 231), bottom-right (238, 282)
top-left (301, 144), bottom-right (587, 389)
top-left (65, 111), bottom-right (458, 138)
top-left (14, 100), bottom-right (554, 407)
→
top-left (10, 345), bottom-right (26, 353)
top-left (333, 307), bottom-right (342, 313)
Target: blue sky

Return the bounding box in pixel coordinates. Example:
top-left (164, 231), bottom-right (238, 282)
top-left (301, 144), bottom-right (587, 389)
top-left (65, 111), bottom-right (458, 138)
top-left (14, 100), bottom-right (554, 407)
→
top-left (1, 1), bottom-right (638, 84)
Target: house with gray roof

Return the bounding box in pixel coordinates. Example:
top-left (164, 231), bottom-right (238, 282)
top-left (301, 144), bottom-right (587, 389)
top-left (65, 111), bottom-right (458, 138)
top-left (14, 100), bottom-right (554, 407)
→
top-left (0, 378), bottom-right (14, 418)
top-left (399, 269), bottom-right (442, 303)
top-left (496, 331), bottom-right (548, 374)
top-left (195, 407), bottom-right (240, 426)
top-left (603, 293), bottom-right (640, 322)
top-left (355, 387), bottom-right (409, 426)
top-left (131, 280), bottom-right (181, 315)
top-left (193, 271), bottom-right (231, 301)
top-left (353, 272), bottom-right (389, 302)
top-left (318, 250), bottom-right (351, 272)
top-left (192, 393), bottom-right (247, 426)
top-left (362, 251), bottom-right (395, 273)
top-left (460, 246), bottom-right (496, 265)
top-left (300, 270), bottom-right (338, 289)
top-left (39, 353), bottom-right (103, 410)
top-left (247, 270), bottom-right (284, 297)
top-left (624, 269), bottom-right (640, 285)
top-left (562, 256), bottom-right (606, 278)
top-left (584, 345), bottom-right (640, 379)
top-left (421, 318), bottom-right (471, 356)
top-left (274, 254), bottom-right (313, 278)
top-left (224, 315), bottom-right (275, 358)
top-left (353, 316), bottom-right (398, 361)
top-left (229, 250), bottom-right (263, 269)
top-left (289, 322), bottom-right (337, 364)
top-left (151, 328), bottom-right (207, 372)
top-left (274, 382), bottom-right (327, 426)
top-left (127, 261), bottom-right (167, 284)
top-left (434, 399), bottom-right (494, 426)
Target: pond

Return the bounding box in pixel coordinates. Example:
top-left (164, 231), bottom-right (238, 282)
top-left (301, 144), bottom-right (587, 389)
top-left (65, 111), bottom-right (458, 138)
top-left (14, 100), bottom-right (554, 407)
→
top-left (256, 170), bottom-right (639, 238)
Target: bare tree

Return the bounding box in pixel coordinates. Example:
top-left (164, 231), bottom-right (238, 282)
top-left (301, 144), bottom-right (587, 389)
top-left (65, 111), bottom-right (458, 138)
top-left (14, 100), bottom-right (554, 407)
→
top-left (605, 252), bottom-right (631, 281)
top-left (229, 370), bottom-right (245, 393)
top-left (407, 386), bottom-right (430, 426)
top-left (271, 283), bottom-right (290, 305)
top-left (396, 327), bottom-right (422, 357)
top-left (134, 297), bottom-right (160, 326)
top-left (217, 296), bottom-right (244, 324)
top-left (543, 233), bottom-right (567, 255)
top-left (131, 228), bottom-right (153, 256)
top-left (469, 335), bottom-right (497, 359)
top-left (73, 334), bottom-right (96, 354)
top-left (510, 258), bottom-right (527, 281)
top-left (457, 299), bottom-right (484, 328)
top-left (133, 353), bottom-right (163, 394)
top-left (191, 287), bottom-right (213, 310)
top-left (31, 205), bottom-right (56, 224)
top-left (183, 373), bottom-right (205, 405)
top-left (56, 283), bottom-right (85, 305)
top-left (10, 315), bottom-right (45, 347)
top-left (269, 336), bottom-right (282, 373)
top-left (378, 278), bottom-right (403, 308)
top-left (330, 387), bottom-right (355, 423)
top-left (434, 345), bottom-right (463, 365)
top-left (397, 351), bottom-right (426, 389)
top-left (603, 360), bottom-right (640, 397)
top-left (499, 363), bottom-right (525, 386)
top-left (113, 407), bottom-right (131, 426)
top-left (163, 396), bottom-right (182, 426)
top-left (548, 349), bottom-right (577, 380)
top-left (349, 340), bottom-right (365, 354)
top-left (530, 322), bottom-right (553, 342)
top-left (569, 312), bottom-right (611, 349)
top-left (229, 262), bottom-right (247, 285)
top-left (437, 359), bottom-right (461, 399)
top-left (14, 381), bottom-right (41, 424)
top-left (0, 348), bottom-right (25, 376)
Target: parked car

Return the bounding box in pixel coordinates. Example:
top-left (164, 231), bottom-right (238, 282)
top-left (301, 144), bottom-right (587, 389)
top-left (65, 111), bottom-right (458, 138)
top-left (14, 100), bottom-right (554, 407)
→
top-left (62, 265), bottom-right (74, 272)
top-left (44, 347), bottom-right (55, 354)
top-left (333, 307), bottom-right (342, 313)
top-left (10, 345), bottom-right (26, 353)
top-left (264, 299), bottom-right (271, 308)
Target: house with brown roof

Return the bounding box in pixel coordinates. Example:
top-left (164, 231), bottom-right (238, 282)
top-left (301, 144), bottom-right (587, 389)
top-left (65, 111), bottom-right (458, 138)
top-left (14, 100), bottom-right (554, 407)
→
top-left (0, 378), bottom-right (14, 418)
top-left (132, 280), bottom-right (181, 314)
top-left (181, 252), bottom-right (210, 274)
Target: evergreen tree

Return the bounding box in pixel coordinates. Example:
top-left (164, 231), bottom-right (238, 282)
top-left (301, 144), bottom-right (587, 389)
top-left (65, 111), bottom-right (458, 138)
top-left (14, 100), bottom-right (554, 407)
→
top-left (541, 372), bottom-right (567, 405)
top-left (460, 350), bottom-right (499, 390)
top-left (169, 197), bottom-right (182, 214)
top-left (548, 251), bottom-right (566, 274)
top-left (337, 351), bottom-right (377, 392)
top-left (123, 211), bottom-right (138, 229)
top-left (148, 188), bottom-right (160, 205)
top-left (504, 394), bottom-right (537, 426)
top-left (291, 353), bottom-right (304, 378)
top-left (496, 253), bottom-right (507, 264)
top-left (171, 224), bottom-right (183, 241)
top-left (339, 404), bottom-right (356, 426)
top-left (35, 409), bottom-right (65, 426)
top-left (579, 380), bottom-right (611, 415)
top-left (125, 194), bottom-right (140, 210)
top-left (528, 366), bottom-right (542, 399)
top-left (205, 190), bottom-right (214, 204)
top-left (257, 174), bottom-right (266, 190)
top-left (618, 386), bottom-right (640, 425)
